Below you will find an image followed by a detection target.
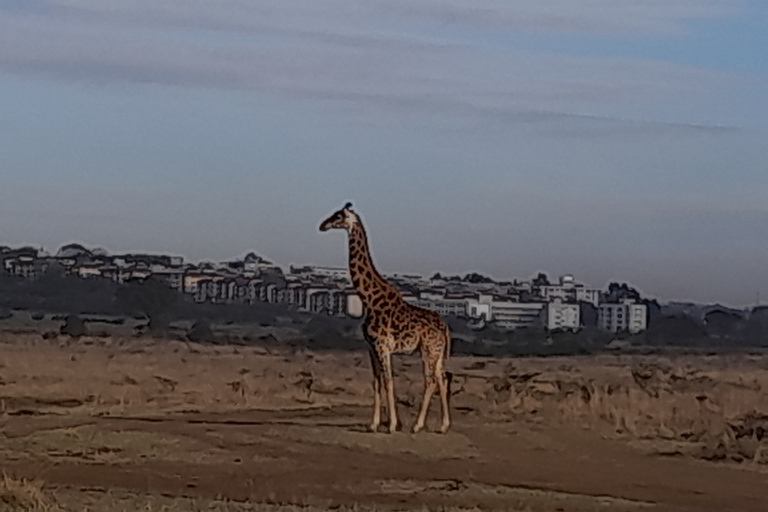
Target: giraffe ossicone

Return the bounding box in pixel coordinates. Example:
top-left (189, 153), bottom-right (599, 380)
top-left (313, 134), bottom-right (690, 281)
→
top-left (319, 203), bottom-right (452, 434)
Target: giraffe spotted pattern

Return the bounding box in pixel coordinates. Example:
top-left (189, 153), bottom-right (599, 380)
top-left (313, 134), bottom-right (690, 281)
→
top-left (320, 202), bottom-right (452, 434)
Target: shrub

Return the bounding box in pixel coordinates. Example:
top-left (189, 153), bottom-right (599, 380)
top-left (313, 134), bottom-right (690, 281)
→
top-left (0, 473), bottom-right (49, 512)
top-left (187, 320), bottom-right (215, 344)
top-left (60, 314), bottom-right (86, 338)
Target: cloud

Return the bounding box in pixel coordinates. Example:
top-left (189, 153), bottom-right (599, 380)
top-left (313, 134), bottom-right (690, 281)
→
top-left (0, 1), bottom-right (747, 130)
top-left (13, 0), bottom-right (739, 36)
top-left (0, 0), bottom-right (53, 13)
top-left (375, 0), bottom-right (738, 35)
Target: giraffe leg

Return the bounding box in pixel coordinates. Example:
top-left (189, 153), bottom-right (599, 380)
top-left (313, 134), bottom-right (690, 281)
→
top-left (412, 369), bottom-right (437, 434)
top-left (412, 350), bottom-right (439, 433)
top-left (368, 350), bottom-right (382, 432)
top-left (437, 358), bottom-right (451, 433)
top-left (381, 353), bottom-right (398, 434)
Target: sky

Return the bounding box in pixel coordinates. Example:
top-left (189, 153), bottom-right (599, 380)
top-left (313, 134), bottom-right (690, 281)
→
top-left (0, 0), bottom-right (766, 307)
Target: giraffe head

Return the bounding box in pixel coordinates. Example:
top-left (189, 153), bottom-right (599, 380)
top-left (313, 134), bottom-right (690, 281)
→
top-left (319, 202), bottom-right (359, 232)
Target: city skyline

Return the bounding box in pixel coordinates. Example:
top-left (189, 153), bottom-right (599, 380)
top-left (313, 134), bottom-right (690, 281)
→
top-left (0, 238), bottom-right (759, 310)
top-left (1, 1), bottom-right (766, 308)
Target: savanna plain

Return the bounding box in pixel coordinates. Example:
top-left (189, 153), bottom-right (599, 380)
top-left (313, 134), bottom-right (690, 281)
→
top-left (1, 318), bottom-right (768, 512)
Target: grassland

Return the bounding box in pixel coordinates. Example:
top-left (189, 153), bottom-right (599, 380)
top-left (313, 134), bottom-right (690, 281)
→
top-left (1, 330), bottom-right (768, 511)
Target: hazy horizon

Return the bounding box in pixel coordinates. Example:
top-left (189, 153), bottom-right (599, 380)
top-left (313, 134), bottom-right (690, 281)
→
top-left (1, 1), bottom-right (766, 308)
top-left (1, 235), bottom-right (761, 310)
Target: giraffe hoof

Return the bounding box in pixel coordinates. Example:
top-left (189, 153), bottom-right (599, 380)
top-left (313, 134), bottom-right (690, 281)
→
top-left (411, 424), bottom-right (423, 434)
top-left (369, 424), bottom-right (380, 433)
top-left (439, 424), bottom-right (450, 434)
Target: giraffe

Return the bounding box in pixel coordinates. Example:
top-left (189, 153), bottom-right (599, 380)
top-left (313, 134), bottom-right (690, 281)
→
top-left (319, 202), bottom-right (452, 434)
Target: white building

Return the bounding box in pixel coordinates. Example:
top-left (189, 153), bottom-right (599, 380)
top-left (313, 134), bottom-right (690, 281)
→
top-left (491, 301), bottom-right (545, 329)
top-left (297, 285), bottom-right (350, 316)
top-left (627, 303), bottom-right (648, 333)
top-left (537, 275), bottom-right (601, 306)
top-left (183, 273), bottom-right (207, 294)
top-left (598, 299), bottom-right (648, 333)
top-left (543, 299), bottom-right (581, 331)
top-left (465, 294), bottom-right (545, 329)
top-left (100, 266), bottom-right (132, 284)
top-left (404, 291), bottom-right (468, 317)
top-left (575, 288), bottom-right (600, 305)
top-left (243, 252), bottom-right (273, 275)
top-left (5, 256), bottom-right (39, 278)
top-left (310, 266), bottom-right (348, 278)
top-left (77, 264), bottom-right (102, 279)
top-left (466, 301), bottom-right (491, 320)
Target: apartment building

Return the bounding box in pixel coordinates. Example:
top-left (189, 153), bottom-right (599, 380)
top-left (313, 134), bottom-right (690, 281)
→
top-left (543, 299), bottom-right (581, 331)
top-left (405, 290), bottom-right (469, 317)
top-left (0, 243), bottom-right (653, 335)
top-left (598, 299), bottom-right (648, 334)
top-left (463, 294), bottom-right (546, 329)
top-left (303, 286), bottom-right (350, 316)
top-left (536, 274), bottom-right (600, 306)
top-left (489, 301), bottom-right (546, 329)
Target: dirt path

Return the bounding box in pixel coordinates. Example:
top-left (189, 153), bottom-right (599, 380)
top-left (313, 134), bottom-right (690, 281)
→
top-left (3, 406), bottom-right (767, 511)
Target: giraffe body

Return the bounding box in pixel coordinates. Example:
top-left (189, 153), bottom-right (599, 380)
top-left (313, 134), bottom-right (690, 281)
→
top-left (320, 203), bottom-right (452, 434)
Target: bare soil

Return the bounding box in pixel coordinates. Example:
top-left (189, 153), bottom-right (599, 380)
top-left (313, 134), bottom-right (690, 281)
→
top-left (1, 333), bottom-right (768, 511)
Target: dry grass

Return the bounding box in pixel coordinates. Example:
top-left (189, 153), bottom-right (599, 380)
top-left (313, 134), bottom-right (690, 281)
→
top-left (2, 334), bottom-right (768, 510)
top-left (376, 480), bottom-right (655, 512)
top-left (448, 353), bottom-right (768, 451)
top-left (1, 426), bottom-right (232, 465)
top-left (0, 474), bottom-right (51, 512)
top-left (2, 479), bottom-right (504, 512)
top-left (1, 333), bottom-right (767, 465)
top-left (0, 334), bottom-right (371, 417)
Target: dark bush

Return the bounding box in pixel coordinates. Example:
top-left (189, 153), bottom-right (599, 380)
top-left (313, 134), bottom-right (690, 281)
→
top-left (61, 314), bottom-right (86, 337)
top-left (187, 320), bottom-right (215, 344)
top-left (116, 277), bottom-right (180, 333)
top-left (646, 315), bottom-right (707, 346)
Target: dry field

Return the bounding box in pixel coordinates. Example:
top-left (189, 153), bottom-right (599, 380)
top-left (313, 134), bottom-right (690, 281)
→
top-left (1, 333), bottom-right (768, 511)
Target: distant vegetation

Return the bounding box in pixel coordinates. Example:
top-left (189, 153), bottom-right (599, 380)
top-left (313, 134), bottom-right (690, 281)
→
top-left (0, 269), bottom-right (765, 356)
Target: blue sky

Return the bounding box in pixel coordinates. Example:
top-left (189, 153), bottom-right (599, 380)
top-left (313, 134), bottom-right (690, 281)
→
top-left (0, 0), bottom-right (766, 307)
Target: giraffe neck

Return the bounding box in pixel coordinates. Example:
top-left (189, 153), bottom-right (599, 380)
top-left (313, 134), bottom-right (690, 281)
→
top-left (347, 222), bottom-right (391, 305)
